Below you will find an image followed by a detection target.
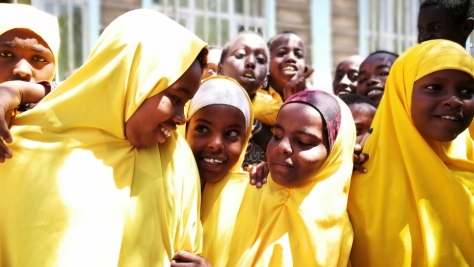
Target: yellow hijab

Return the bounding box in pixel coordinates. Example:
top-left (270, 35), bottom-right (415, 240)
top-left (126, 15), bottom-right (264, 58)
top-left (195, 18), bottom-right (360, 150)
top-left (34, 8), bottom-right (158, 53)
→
top-left (348, 40), bottom-right (474, 266)
top-left (198, 76), bottom-right (255, 266)
top-left (202, 90), bottom-right (355, 266)
top-left (0, 10), bottom-right (206, 267)
top-left (0, 3), bottom-right (60, 79)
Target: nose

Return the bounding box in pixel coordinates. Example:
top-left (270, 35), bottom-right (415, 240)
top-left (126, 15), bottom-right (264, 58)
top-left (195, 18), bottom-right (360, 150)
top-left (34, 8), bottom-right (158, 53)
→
top-left (418, 31), bottom-right (432, 43)
top-left (173, 107), bottom-right (186, 125)
top-left (13, 59), bottom-right (33, 80)
top-left (208, 134), bottom-right (224, 151)
top-left (443, 95), bottom-right (463, 109)
top-left (367, 74), bottom-right (380, 85)
top-left (285, 51), bottom-right (297, 63)
top-left (245, 54), bottom-right (255, 69)
top-left (276, 136), bottom-right (292, 155)
top-left (339, 74), bottom-right (351, 87)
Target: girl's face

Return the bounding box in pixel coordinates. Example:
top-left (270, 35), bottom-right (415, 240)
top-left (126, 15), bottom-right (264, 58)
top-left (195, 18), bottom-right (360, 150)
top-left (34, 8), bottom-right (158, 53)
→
top-left (267, 103), bottom-right (329, 187)
top-left (218, 34), bottom-right (269, 98)
top-left (125, 60), bottom-right (202, 147)
top-left (186, 104), bottom-right (246, 183)
top-left (357, 53), bottom-right (397, 106)
top-left (412, 69), bottom-right (474, 142)
top-left (0, 29), bottom-right (55, 83)
top-left (269, 33), bottom-right (306, 93)
top-left (333, 56), bottom-right (364, 95)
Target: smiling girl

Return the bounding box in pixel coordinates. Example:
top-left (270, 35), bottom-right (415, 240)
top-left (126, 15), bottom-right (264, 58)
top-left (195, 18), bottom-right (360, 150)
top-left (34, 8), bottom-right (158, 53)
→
top-left (349, 39), bottom-right (474, 266)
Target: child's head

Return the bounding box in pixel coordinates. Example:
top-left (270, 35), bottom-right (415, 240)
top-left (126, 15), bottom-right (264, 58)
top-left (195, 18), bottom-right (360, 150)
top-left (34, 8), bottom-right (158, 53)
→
top-left (0, 4), bottom-right (60, 83)
top-left (218, 31), bottom-right (269, 99)
top-left (417, 0), bottom-right (474, 47)
top-left (267, 90), bottom-right (344, 187)
top-left (267, 31), bottom-right (306, 94)
top-left (339, 94), bottom-right (376, 144)
top-left (186, 76), bottom-right (252, 183)
top-left (381, 40), bottom-right (474, 143)
top-left (357, 51), bottom-right (398, 106)
top-left (333, 55), bottom-right (365, 95)
top-left (201, 46), bottom-right (223, 79)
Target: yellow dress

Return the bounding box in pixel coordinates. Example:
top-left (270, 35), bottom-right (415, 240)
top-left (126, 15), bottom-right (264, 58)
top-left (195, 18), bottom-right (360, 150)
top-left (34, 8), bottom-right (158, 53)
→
top-left (258, 86), bottom-right (284, 104)
top-left (0, 10), bottom-right (206, 267)
top-left (252, 91), bottom-right (281, 126)
top-left (202, 93), bottom-right (355, 266)
top-left (348, 40), bottom-right (474, 266)
top-left (0, 3), bottom-right (60, 79)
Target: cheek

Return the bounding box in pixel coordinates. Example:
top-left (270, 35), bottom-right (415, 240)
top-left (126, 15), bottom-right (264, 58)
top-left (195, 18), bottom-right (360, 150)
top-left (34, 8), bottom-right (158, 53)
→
top-left (297, 147), bottom-right (328, 175)
top-left (36, 63), bottom-right (56, 80)
top-left (266, 138), bottom-right (278, 158)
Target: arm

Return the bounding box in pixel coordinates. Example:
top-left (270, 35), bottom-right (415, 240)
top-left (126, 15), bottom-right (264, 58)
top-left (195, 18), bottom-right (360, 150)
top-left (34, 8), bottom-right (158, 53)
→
top-left (0, 81), bottom-right (49, 162)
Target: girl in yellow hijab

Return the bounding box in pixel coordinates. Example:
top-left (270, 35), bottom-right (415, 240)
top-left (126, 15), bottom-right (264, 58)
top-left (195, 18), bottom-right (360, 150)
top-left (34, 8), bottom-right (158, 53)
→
top-left (348, 40), bottom-right (474, 266)
top-left (0, 9), bottom-right (207, 267)
top-left (199, 89), bottom-right (355, 266)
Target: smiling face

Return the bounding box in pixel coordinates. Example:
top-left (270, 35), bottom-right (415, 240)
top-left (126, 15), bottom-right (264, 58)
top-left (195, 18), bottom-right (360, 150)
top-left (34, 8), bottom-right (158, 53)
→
top-left (411, 69), bottom-right (474, 142)
top-left (0, 28), bottom-right (55, 83)
top-left (125, 60), bottom-right (202, 147)
top-left (333, 55), bottom-right (364, 95)
top-left (267, 103), bottom-right (328, 187)
top-left (348, 103), bottom-right (376, 144)
top-left (218, 33), bottom-right (269, 98)
top-left (186, 104), bottom-right (246, 183)
top-left (417, 5), bottom-right (467, 47)
top-left (268, 33), bottom-right (306, 94)
top-left (357, 53), bottom-right (396, 106)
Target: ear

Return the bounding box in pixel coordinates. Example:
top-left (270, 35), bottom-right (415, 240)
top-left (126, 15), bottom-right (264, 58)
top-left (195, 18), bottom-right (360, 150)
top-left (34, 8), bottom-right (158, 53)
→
top-left (262, 73), bottom-right (269, 89)
top-left (463, 18), bottom-right (474, 38)
top-left (217, 62), bottom-right (224, 75)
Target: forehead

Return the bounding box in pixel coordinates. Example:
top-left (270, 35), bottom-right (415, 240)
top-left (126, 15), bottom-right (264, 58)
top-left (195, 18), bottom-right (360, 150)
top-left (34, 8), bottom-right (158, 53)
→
top-left (418, 5), bottom-right (452, 24)
top-left (279, 102), bottom-right (323, 126)
top-left (192, 104), bottom-right (246, 124)
top-left (360, 54), bottom-right (396, 70)
top-left (0, 28), bottom-right (51, 51)
top-left (228, 34), bottom-right (268, 53)
top-left (271, 33), bottom-right (305, 50)
top-left (337, 57), bottom-right (364, 71)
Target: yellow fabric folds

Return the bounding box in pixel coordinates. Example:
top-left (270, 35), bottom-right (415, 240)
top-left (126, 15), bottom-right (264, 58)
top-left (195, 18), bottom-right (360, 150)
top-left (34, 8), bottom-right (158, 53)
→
top-left (202, 95), bottom-right (355, 266)
top-left (258, 86), bottom-right (284, 103)
top-left (348, 40), bottom-right (474, 266)
top-left (0, 9), bottom-right (206, 267)
top-left (252, 91), bottom-right (281, 126)
top-left (0, 3), bottom-right (60, 78)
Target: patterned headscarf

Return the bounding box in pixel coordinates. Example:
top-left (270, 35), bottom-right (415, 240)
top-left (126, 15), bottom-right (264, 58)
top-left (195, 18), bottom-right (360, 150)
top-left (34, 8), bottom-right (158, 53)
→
top-left (282, 90), bottom-right (341, 151)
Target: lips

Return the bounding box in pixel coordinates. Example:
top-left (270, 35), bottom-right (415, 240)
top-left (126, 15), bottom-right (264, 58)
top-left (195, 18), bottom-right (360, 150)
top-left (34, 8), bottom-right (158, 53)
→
top-left (203, 157), bottom-right (225, 164)
top-left (433, 113), bottom-right (463, 122)
top-left (280, 64), bottom-right (298, 76)
top-left (367, 88), bottom-right (384, 96)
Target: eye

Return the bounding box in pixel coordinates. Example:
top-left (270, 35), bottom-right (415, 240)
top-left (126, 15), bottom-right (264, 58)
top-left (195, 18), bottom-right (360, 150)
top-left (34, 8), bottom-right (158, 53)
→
top-left (418, 26), bottom-right (424, 34)
top-left (432, 25), bottom-right (441, 31)
top-left (297, 139), bottom-right (314, 147)
top-left (272, 134), bottom-right (282, 140)
top-left (169, 94), bottom-right (181, 104)
top-left (195, 125), bottom-right (209, 133)
top-left (358, 77), bottom-right (367, 84)
top-left (235, 52), bottom-right (245, 59)
top-left (349, 72), bottom-right (359, 81)
top-left (425, 84), bottom-right (441, 91)
top-left (296, 51), bottom-right (304, 59)
top-left (379, 72), bottom-right (389, 77)
top-left (256, 56), bottom-right (267, 64)
top-left (0, 51), bottom-right (13, 57)
top-left (226, 129), bottom-right (240, 137)
top-left (32, 55), bottom-right (48, 63)
top-left (277, 51), bottom-right (286, 57)
top-left (460, 87), bottom-right (474, 97)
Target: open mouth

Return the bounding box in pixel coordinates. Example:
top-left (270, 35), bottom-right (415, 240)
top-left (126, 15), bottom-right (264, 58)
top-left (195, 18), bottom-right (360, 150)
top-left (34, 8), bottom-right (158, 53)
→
top-left (367, 89), bottom-right (383, 96)
top-left (160, 126), bottom-right (172, 137)
top-left (434, 115), bottom-right (462, 122)
top-left (203, 157), bottom-right (225, 164)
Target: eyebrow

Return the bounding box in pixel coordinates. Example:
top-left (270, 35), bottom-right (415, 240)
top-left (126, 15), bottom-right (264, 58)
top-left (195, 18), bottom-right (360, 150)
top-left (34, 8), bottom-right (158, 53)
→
top-left (0, 42), bottom-right (52, 56)
top-left (177, 87), bottom-right (191, 98)
top-left (194, 118), bottom-right (212, 125)
top-left (274, 124), bottom-right (319, 139)
top-left (359, 64), bottom-right (392, 76)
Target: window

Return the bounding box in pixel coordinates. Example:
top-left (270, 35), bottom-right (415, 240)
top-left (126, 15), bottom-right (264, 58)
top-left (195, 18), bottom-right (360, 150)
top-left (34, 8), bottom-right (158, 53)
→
top-left (361, 0), bottom-right (420, 55)
top-left (32, 0), bottom-right (88, 80)
top-left (152, 0), bottom-right (266, 47)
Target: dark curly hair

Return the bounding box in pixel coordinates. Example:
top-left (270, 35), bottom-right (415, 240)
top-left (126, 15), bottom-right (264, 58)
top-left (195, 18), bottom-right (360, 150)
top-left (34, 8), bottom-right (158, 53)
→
top-left (420, 0), bottom-right (474, 26)
top-left (195, 47), bottom-right (209, 73)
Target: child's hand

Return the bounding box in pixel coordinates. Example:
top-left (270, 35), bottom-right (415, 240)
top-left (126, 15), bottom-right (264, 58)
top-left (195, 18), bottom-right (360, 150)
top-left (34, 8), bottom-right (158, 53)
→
top-left (171, 250), bottom-right (212, 267)
top-left (353, 144), bottom-right (369, 173)
top-left (249, 161), bottom-right (269, 188)
top-left (282, 68), bottom-right (314, 101)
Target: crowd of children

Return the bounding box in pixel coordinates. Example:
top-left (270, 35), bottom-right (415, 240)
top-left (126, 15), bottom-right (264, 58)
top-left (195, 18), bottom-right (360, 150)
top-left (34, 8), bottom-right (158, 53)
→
top-left (1, 0), bottom-right (474, 266)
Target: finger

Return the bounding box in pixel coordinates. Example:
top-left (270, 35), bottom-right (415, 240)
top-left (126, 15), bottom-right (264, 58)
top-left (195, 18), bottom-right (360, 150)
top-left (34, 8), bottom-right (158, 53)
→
top-left (172, 250), bottom-right (202, 263)
top-left (302, 68), bottom-right (314, 79)
top-left (0, 111), bottom-right (12, 144)
top-left (249, 165), bottom-right (257, 185)
top-left (353, 163), bottom-right (367, 173)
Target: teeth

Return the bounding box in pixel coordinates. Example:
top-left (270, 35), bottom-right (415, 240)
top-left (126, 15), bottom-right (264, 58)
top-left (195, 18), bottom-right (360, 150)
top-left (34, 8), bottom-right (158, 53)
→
top-left (204, 158), bottom-right (223, 164)
top-left (244, 73), bottom-right (253, 78)
top-left (367, 89), bottom-right (383, 96)
top-left (440, 116), bottom-right (458, 121)
top-left (282, 66), bottom-right (296, 71)
top-left (160, 127), bottom-right (171, 137)
top-left (337, 91), bottom-right (350, 95)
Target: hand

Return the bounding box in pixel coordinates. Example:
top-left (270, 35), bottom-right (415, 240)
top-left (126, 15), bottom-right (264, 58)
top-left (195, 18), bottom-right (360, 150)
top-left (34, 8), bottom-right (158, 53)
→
top-left (249, 161), bottom-right (269, 188)
top-left (171, 250), bottom-right (212, 267)
top-left (353, 144), bottom-right (369, 173)
top-left (282, 68), bottom-right (314, 101)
